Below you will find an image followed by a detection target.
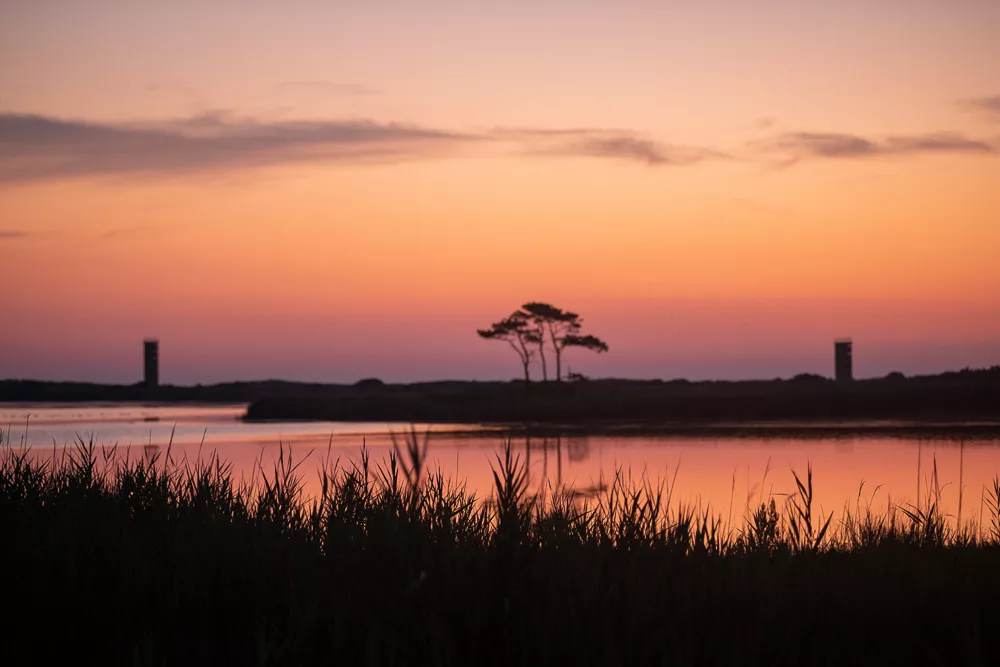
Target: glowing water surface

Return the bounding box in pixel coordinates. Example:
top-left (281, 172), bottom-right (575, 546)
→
top-left (3, 403), bottom-right (998, 528)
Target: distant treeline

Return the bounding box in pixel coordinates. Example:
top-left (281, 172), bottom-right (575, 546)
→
top-left (3, 367), bottom-right (999, 425)
top-left (242, 367), bottom-right (1000, 424)
top-left (0, 379), bottom-right (341, 403)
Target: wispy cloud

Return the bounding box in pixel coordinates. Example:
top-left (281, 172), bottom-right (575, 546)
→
top-left (552, 136), bottom-right (722, 166)
top-left (496, 127), bottom-right (725, 166)
top-left (0, 112), bottom-right (479, 182)
top-left (0, 113), bottom-right (724, 182)
top-left (279, 81), bottom-right (380, 96)
top-left (761, 131), bottom-right (994, 165)
top-left (0, 230), bottom-right (32, 239)
top-left (963, 95), bottom-right (1000, 119)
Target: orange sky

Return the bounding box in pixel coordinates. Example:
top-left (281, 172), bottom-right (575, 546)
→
top-left (1, 1), bottom-right (999, 383)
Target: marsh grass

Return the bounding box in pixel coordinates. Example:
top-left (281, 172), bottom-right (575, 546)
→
top-left (3, 426), bottom-right (1000, 665)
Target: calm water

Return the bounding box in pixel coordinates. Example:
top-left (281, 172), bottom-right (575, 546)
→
top-left (3, 403), bottom-right (999, 525)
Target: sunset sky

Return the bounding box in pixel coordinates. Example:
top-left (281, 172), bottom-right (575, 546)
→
top-left (2, 1), bottom-right (999, 384)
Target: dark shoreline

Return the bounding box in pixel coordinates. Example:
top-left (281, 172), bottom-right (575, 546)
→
top-left (242, 368), bottom-right (1000, 430)
top-left (4, 367), bottom-right (999, 439)
top-left (405, 421), bottom-right (1000, 440)
top-left (228, 416), bottom-right (1000, 439)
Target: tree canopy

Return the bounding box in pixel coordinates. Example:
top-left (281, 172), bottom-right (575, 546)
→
top-left (476, 311), bottom-right (540, 383)
top-left (478, 302), bottom-right (608, 382)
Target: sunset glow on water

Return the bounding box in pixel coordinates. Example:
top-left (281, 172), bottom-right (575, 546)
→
top-left (5, 404), bottom-right (998, 528)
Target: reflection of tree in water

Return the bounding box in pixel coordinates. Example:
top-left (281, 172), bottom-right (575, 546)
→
top-left (566, 437), bottom-right (590, 462)
top-left (517, 435), bottom-right (592, 491)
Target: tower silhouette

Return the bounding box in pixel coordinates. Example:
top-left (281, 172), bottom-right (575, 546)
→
top-left (834, 339), bottom-right (853, 382)
top-left (144, 339), bottom-right (159, 387)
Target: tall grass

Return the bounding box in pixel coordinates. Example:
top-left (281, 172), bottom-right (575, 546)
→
top-left (3, 427), bottom-right (1000, 665)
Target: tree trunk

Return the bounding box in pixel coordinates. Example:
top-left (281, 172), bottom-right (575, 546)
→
top-left (538, 342), bottom-right (548, 382)
top-left (522, 359), bottom-right (531, 384)
top-left (555, 349), bottom-right (562, 382)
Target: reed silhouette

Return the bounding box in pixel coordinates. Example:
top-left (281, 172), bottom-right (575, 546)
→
top-left (4, 427), bottom-right (1000, 665)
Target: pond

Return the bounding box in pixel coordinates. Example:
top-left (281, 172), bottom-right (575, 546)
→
top-left (3, 403), bottom-right (997, 527)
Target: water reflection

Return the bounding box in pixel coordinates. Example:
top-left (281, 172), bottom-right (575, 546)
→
top-left (458, 433), bottom-right (1000, 528)
top-left (3, 404), bottom-right (1000, 528)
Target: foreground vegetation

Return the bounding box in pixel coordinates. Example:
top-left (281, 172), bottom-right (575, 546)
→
top-left (4, 429), bottom-right (1000, 665)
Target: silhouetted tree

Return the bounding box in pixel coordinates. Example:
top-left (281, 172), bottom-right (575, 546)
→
top-left (522, 302), bottom-right (611, 381)
top-left (522, 302), bottom-right (577, 382)
top-left (562, 333), bottom-right (609, 370)
top-left (477, 311), bottom-right (540, 383)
